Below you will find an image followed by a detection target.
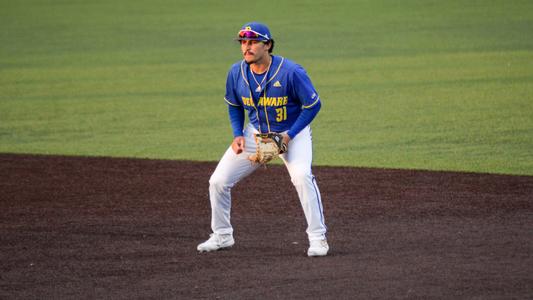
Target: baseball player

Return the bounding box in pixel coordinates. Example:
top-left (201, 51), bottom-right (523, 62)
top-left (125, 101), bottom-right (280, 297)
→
top-left (197, 22), bottom-right (329, 257)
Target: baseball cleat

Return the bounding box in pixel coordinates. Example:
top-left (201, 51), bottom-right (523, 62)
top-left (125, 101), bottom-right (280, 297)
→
top-left (197, 233), bottom-right (235, 252)
top-left (307, 239), bottom-right (329, 257)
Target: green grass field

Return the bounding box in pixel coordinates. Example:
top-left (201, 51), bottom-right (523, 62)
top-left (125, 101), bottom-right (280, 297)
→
top-left (1, 0), bottom-right (532, 175)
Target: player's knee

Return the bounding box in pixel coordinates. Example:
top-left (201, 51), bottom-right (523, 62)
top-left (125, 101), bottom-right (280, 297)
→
top-left (289, 169), bottom-right (313, 186)
top-left (209, 175), bottom-right (232, 193)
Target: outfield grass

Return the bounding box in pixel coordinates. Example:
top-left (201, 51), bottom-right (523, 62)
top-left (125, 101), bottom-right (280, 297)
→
top-left (1, 0), bottom-right (532, 175)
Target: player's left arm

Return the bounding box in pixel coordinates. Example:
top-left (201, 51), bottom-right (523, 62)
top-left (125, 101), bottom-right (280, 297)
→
top-left (286, 66), bottom-right (322, 140)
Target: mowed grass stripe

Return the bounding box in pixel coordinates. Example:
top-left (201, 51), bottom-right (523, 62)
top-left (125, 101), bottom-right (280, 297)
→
top-left (1, 1), bottom-right (532, 175)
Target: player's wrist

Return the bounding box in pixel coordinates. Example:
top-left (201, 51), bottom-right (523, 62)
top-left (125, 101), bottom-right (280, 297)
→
top-left (287, 131), bottom-right (295, 139)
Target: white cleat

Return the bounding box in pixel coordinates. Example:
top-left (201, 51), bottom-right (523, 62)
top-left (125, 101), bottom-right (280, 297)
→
top-left (307, 239), bottom-right (329, 257)
top-left (197, 233), bottom-right (235, 252)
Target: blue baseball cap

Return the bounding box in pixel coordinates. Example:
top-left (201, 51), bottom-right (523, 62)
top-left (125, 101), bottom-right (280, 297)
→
top-left (236, 22), bottom-right (272, 41)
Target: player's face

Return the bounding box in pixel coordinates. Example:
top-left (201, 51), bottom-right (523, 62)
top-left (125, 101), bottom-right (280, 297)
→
top-left (240, 40), bottom-right (270, 64)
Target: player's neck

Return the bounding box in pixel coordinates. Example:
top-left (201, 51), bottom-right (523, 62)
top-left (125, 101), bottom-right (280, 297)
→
top-left (250, 55), bottom-right (272, 74)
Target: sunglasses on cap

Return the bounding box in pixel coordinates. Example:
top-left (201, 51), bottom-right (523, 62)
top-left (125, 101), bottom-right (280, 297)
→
top-left (237, 29), bottom-right (269, 41)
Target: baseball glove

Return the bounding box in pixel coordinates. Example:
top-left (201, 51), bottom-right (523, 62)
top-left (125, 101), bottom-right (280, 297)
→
top-left (248, 133), bottom-right (288, 164)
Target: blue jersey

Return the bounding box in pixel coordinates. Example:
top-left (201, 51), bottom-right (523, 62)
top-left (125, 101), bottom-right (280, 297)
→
top-left (224, 55), bottom-right (321, 138)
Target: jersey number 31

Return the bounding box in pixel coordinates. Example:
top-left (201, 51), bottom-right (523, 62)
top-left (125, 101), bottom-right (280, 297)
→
top-left (276, 106), bottom-right (287, 122)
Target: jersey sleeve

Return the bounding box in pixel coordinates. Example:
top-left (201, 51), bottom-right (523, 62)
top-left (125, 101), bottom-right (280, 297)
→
top-left (291, 65), bottom-right (321, 109)
top-left (224, 68), bottom-right (241, 107)
top-left (228, 104), bottom-right (245, 137)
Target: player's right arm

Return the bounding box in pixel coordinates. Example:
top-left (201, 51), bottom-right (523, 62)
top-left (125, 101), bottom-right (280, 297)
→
top-left (228, 105), bottom-right (245, 154)
top-left (225, 65), bottom-right (245, 154)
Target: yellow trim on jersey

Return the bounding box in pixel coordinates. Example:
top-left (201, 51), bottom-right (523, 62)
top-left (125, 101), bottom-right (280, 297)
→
top-left (262, 89), bottom-right (271, 132)
top-left (263, 56), bottom-right (283, 133)
top-left (303, 97), bottom-right (320, 109)
top-left (266, 57), bottom-right (284, 84)
top-left (224, 97), bottom-right (240, 107)
top-left (240, 60), bottom-right (262, 131)
top-left (248, 90), bottom-right (262, 133)
top-left (240, 60), bottom-right (250, 86)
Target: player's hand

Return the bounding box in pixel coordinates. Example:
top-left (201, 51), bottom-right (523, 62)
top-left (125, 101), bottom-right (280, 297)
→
top-left (231, 136), bottom-right (245, 154)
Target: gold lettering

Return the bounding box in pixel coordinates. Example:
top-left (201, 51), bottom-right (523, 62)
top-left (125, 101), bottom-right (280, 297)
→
top-left (254, 95), bottom-right (290, 107)
top-left (241, 96), bottom-right (254, 106)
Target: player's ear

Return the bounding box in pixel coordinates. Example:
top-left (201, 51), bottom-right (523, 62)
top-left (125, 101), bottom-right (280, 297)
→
top-left (266, 40), bottom-right (274, 53)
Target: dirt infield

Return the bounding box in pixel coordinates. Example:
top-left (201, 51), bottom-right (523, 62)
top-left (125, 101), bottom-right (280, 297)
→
top-left (1, 153), bottom-right (532, 299)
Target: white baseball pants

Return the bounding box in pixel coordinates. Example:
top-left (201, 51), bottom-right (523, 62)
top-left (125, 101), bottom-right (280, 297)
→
top-left (208, 123), bottom-right (327, 241)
